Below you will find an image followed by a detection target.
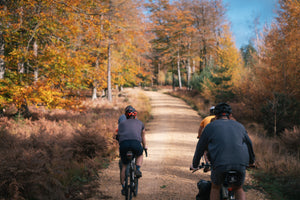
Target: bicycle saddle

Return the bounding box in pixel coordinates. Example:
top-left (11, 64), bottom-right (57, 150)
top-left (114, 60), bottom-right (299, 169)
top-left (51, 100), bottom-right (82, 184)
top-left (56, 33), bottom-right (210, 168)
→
top-left (223, 170), bottom-right (241, 185)
top-left (126, 151), bottom-right (134, 160)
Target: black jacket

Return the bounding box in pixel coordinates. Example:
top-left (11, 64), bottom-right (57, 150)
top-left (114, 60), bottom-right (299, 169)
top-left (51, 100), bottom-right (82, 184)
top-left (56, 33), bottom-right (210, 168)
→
top-left (193, 119), bottom-right (255, 169)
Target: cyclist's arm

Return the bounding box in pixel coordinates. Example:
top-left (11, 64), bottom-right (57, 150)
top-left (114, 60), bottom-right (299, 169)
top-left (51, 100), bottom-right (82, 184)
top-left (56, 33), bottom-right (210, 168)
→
top-left (198, 119), bottom-right (205, 138)
top-left (141, 128), bottom-right (147, 149)
top-left (115, 125), bottom-right (120, 141)
top-left (244, 132), bottom-right (255, 164)
top-left (198, 126), bottom-right (204, 138)
top-left (192, 130), bottom-right (208, 168)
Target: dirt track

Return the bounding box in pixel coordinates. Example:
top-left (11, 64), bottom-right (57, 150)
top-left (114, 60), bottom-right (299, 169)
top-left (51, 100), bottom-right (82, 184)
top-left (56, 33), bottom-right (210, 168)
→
top-left (98, 90), bottom-right (267, 200)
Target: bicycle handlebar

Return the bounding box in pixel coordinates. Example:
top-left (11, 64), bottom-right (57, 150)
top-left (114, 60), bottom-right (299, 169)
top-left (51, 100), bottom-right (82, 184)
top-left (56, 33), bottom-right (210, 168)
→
top-left (190, 162), bottom-right (257, 173)
top-left (190, 162), bottom-right (211, 173)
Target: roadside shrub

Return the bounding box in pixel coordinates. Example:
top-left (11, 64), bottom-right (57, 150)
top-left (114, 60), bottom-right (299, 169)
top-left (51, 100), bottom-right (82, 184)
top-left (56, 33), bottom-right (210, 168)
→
top-left (190, 73), bottom-right (203, 92)
top-left (0, 106), bottom-right (119, 199)
top-left (0, 129), bottom-right (66, 200)
top-left (250, 131), bottom-right (300, 200)
top-left (280, 126), bottom-right (300, 157)
top-left (0, 88), bottom-right (151, 199)
top-left (157, 70), bottom-right (166, 86)
top-left (71, 128), bottom-right (107, 160)
top-left (165, 72), bottom-right (173, 85)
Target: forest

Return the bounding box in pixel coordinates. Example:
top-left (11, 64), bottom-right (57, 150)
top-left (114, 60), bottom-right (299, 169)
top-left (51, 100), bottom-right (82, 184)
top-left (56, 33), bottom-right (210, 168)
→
top-left (1, 0), bottom-right (299, 135)
top-left (0, 0), bottom-right (299, 199)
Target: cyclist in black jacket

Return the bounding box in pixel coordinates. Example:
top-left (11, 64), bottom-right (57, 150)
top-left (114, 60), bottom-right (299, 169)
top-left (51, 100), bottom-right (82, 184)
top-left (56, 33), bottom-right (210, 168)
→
top-left (191, 103), bottom-right (255, 200)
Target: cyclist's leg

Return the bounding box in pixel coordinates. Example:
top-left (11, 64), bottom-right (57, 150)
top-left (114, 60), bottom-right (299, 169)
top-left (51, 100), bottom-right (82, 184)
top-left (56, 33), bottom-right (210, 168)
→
top-left (210, 182), bottom-right (221, 200)
top-left (121, 163), bottom-right (127, 184)
top-left (232, 166), bottom-right (246, 200)
top-left (119, 141), bottom-right (130, 185)
top-left (233, 185), bottom-right (246, 200)
top-left (130, 140), bottom-right (143, 177)
top-left (119, 159), bottom-right (122, 183)
top-left (210, 166), bottom-right (225, 200)
top-left (129, 141), bottom-right (143, 165)
top-left (136, 155), bottom-right (143, 166)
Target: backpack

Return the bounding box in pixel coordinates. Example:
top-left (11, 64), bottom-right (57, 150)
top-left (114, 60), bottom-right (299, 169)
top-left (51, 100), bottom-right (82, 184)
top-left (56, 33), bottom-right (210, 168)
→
top-left (196, 180), bottom-right (211, 200)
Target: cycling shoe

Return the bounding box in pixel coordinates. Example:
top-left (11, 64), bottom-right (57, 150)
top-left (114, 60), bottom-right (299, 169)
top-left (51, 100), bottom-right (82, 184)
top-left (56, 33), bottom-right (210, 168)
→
top-left (135, 169), bottom-right (142, 178)
top-left (121, 188), bottom-right (126, 196)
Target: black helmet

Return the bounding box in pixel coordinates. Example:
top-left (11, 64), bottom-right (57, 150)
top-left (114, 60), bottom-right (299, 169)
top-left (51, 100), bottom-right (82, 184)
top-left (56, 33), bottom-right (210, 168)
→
top-left (125, 105), bottom-right (134, 113)
top-left (125, 105), bottom-right (137, 118)
top-left (214, 103), bottom-right (232, 117)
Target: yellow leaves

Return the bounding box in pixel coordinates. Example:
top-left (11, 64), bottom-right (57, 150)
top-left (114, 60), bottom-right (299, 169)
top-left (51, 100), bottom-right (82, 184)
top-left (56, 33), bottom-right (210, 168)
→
top-left (11, 86), bottom-right (31, 109)
top-left (114, 12), bottom-right (121, 18)
top-left (216, 24), bottom-right (242, 72)
top-left (257, 0), bottom-right (300, 99)
top-left (39, 88), bottom-right (61, 108)
top-left (1, 0), bottom-right (152, 109)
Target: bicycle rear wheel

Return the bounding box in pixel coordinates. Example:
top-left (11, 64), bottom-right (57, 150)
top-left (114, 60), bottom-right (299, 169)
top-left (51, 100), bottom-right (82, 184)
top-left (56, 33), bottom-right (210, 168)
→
top-left (133, 176), bottom-right (139, 196)
top-left (220, 186), bottom-right (235, 200)
top-left (129, 165), bottom-right (135, 199)
top-left (124, 166), bottom-right (130, 200)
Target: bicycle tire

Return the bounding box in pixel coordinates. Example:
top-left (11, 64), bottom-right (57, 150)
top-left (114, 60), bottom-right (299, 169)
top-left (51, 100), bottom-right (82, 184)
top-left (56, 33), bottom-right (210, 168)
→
top-left (133, 175), bottom-right (139, 196)
top-left (125, 165), bottom-right (130, 200)
top-left (220, 186), bottom-right (226, 200)
top-left (220, 187), bottom-right (235, 200)
top-left (129, 164), bottom-right (135, 200)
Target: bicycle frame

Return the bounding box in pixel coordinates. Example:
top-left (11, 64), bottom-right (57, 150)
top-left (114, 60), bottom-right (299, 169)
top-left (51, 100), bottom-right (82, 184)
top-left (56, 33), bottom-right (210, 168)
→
top-left (123, 148), bottom-right (147, 200)
top-left (220, 170), bottom-right (239, 200)
top-left (124, 151), bottom-right (138, 200)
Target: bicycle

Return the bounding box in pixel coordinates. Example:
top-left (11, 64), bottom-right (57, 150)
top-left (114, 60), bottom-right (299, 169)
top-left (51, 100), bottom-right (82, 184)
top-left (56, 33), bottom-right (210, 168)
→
top-left (191, 162), bottom-right (246, 200)
top-left (123, 148), bottom-right (148, 200)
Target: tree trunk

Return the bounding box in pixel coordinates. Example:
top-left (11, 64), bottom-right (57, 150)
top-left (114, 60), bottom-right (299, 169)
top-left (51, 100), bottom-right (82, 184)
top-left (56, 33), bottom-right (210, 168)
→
top-left (187, 59), bottom-right (191, 90)
top-left (273, 96), bottom-right (277, 136)
top-left (107, 41), bottom-right (112, 102)
top-left (177, 48), bottom-right (182, 89)
top-left (92, 59), bottom-right (100, 100)
top-left (18, 62), bottom-right (24, 74)
top-left (107, 0), bottom-right (112, 102)
top-left (92, 85), bottom-right (97, 100)
top-left (0, 3), bottom-right (5, 79)
top-left (33, 39), bottom-right (38, 82)
top-left (0, 34), bottom-right (4, 79)
top-left (192, 59), bottom-right (195, 73)
top-left (172, 62), bottom-right (175, 91)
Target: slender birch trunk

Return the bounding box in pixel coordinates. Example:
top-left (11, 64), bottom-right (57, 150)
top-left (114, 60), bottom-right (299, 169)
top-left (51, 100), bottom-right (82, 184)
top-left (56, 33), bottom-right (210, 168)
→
top-left (33, 39), bottom-right (38, 82)
top-left (177, 48), bottom-right (182, 89)
top-left (107, 40), bottom-right (112, 102)
top-left (107, 0), bottom-right (112, 102)
top-left (0, 33), bottom-right (4, 79)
